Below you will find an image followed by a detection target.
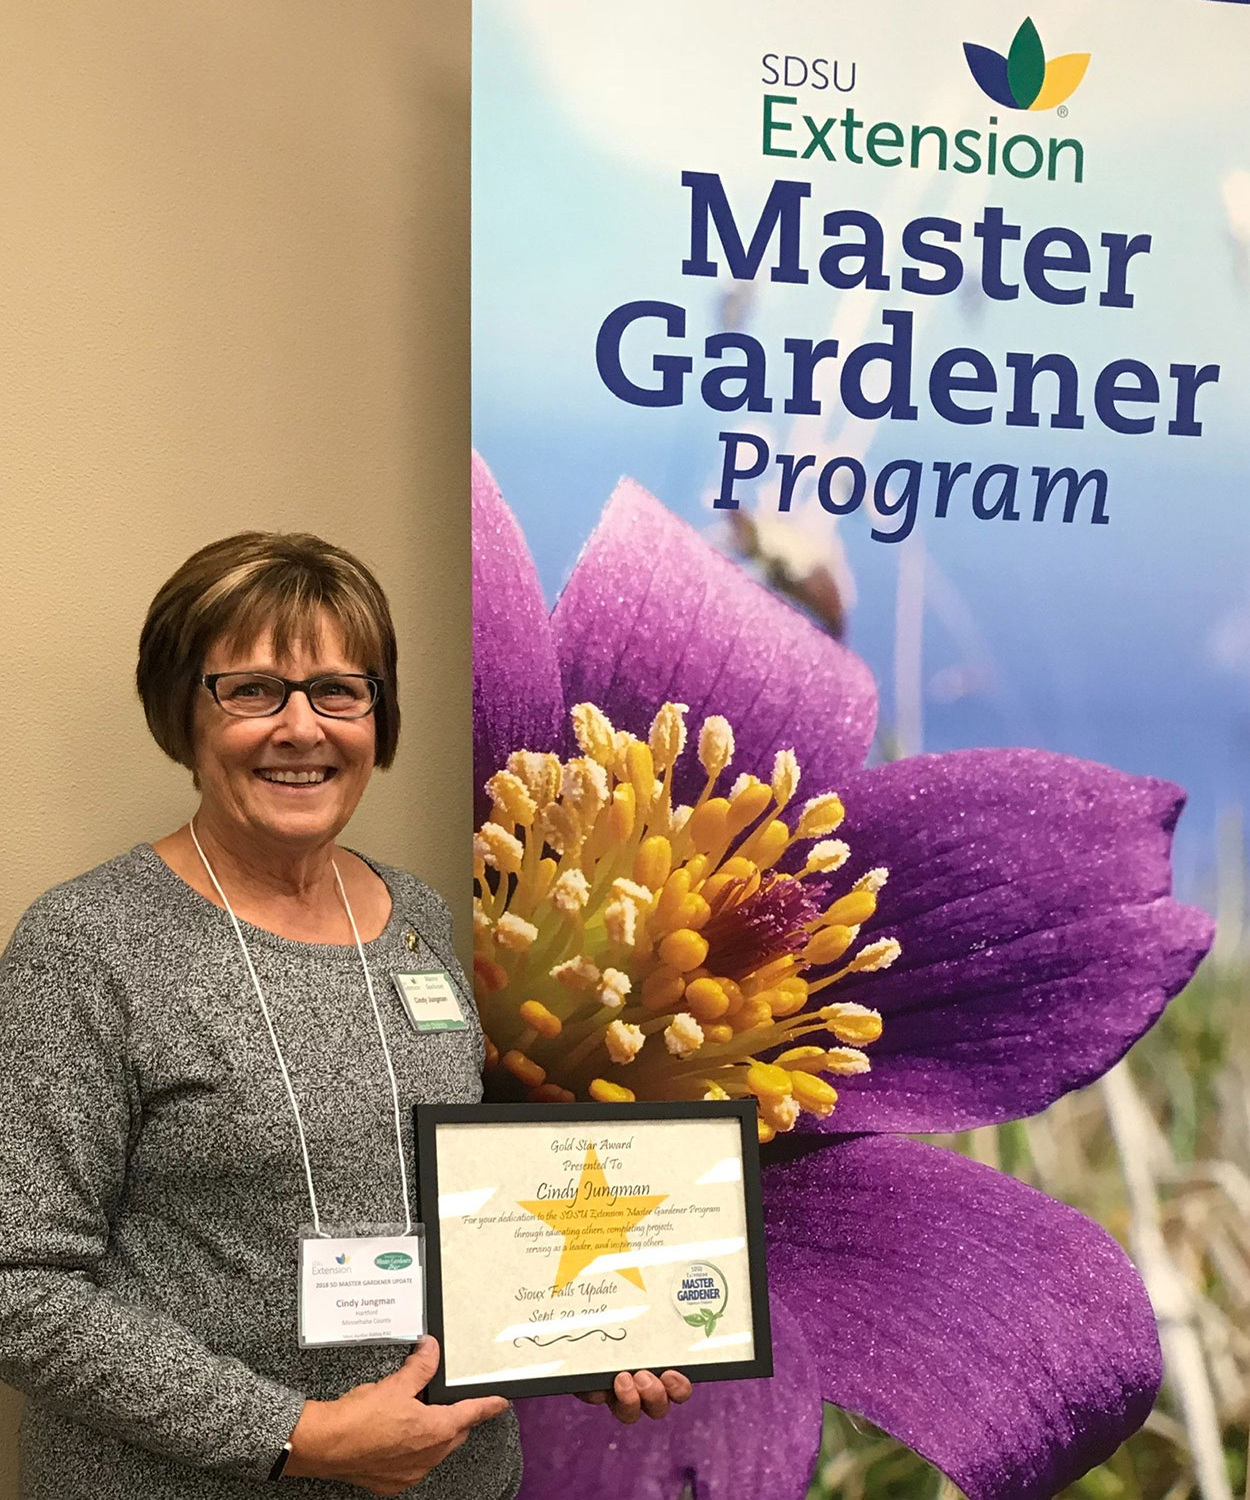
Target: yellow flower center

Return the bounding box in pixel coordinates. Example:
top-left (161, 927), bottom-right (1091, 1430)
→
top-left (473, 702), bottom-right (897, 1142)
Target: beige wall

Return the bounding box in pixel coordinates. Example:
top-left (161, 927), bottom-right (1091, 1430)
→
top-left (0, 2), bottom-right (470, 1487)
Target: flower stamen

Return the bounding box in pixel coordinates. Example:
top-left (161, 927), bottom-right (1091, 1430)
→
top-left (474, 702), bottom-right (894, 1136)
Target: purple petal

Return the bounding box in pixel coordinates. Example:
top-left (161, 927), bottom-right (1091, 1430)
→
top-left (804, 749), bottom-right (1213, 1132)
top-left (472, 453), bottom-right (567, 819)
top-left (514, 1295), bottom-right (821, 1500)
top-left (551, 479), bottom-right (877, 803)
top-left (765, 1136), bottom-right (1162, 1500)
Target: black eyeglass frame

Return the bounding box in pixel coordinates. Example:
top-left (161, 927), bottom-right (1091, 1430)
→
top-left (198, 671), bottom-right (383, 720)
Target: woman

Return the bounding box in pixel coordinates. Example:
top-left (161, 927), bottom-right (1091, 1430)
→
top-left (0, 532), bottom-right (689, 1499)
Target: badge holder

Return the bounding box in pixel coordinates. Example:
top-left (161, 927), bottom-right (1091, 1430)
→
top-left (298, 1223), bottom-right (427, 1348)
top-left (393, 970), bottom-right (469, 1033)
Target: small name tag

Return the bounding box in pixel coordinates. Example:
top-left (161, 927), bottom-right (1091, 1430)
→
top-left (393, 971), bottom-right (469, 1033)
top-left (299, 1229), bottom-right (425, 1347)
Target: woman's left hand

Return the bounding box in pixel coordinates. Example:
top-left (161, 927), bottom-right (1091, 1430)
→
top-left (574, 1369), bottom-right (692, 1424)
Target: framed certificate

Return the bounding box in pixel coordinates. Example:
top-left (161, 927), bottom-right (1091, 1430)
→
top-left (413, 1101), bottom-right (772, 1401)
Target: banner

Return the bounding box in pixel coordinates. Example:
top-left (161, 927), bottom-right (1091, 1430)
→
top-left (471, 3), bottom-right (1240, 1494)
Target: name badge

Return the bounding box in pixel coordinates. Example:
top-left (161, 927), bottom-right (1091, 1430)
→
top-left (393, 971), bottom-right (469, 1033)
top-left (298, 1227), bottom-right (425, 1347)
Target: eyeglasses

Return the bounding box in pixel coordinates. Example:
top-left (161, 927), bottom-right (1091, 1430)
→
top-left (199, 672), bottom-right (381, 720)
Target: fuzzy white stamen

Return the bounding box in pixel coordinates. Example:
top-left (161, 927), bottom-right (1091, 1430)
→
top-left (605, 1020), bottom-right (645, 1065)
top-left (664, 1013), bottom-right (704, 1059)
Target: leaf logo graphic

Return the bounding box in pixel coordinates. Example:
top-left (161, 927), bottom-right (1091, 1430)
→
top-left (682, 1304), bottom-right (726, 1337)
top-left (964, 18), bottom-right (1089, 111)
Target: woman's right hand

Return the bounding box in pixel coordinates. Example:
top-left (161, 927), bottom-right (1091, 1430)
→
top-left (283, 1337), bottom-right (509, 1495)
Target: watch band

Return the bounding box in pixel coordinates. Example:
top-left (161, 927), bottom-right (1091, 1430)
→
top-left (268, 1440), bottom-right (293, 1482)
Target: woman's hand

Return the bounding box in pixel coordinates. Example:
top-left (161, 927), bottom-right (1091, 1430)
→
top-left (284, 1337), bottom-right (508, 1496)
top-left (574, 1368), bottom-right (693, 1424)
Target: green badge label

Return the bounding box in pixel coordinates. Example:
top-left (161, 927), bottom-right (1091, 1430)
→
top-left (672, 1261), bottom-right (729, 1337)
top-left (374, 1251), bottom-right (414, 1271)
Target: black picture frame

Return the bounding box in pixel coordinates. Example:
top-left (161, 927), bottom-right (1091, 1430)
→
top-left (413, 1100), bottom-right (773, 1401)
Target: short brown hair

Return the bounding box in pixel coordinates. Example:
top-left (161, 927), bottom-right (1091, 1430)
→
top-left (137, 532), bottom-right (400, 770)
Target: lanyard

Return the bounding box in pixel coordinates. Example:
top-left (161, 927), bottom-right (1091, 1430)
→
top-left (189, 821), bottom-right (413, 1237)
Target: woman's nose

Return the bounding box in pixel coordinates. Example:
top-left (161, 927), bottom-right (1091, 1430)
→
top-left (272, 687), bottom-right (325, 742)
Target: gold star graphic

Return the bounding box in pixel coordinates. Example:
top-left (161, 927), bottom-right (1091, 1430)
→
top-left (517, 1146), bottom-right (668, 1293)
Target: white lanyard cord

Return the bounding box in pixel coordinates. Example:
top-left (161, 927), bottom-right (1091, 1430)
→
top-left (331, 858), bottom-right (413, 1237)
top-left (189, 821), bottom-right (412, 1238)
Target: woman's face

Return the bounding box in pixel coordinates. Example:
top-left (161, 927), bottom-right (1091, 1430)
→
top-left (192, 612), bottom-right (378, 855)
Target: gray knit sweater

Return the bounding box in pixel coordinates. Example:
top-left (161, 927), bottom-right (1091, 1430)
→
top-left (0, 844), bottom-right (522, 1499)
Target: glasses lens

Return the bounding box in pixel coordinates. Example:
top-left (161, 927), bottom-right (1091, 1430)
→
top-left (213, 673), bottom-right (286, 716)
top-left (309, 675), bottom-right (376, 717)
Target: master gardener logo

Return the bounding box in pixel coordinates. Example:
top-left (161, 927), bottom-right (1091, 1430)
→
top-left (373, 1251), bottom-right (413, 1271)
top-left (964, 18), bottom-right (1090, 112)
top-left (672, 1261), bottom-right (729, 1338)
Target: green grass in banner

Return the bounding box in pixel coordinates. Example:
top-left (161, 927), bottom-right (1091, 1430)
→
top-left (805, 945), bottom-right (1250, 1500)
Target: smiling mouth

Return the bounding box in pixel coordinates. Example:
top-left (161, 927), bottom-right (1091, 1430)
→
top-left (254, 768), bottom-right (338, 786)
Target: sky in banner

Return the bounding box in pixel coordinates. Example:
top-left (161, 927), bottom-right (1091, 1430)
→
top-left (473, 0), bottom-right (1250, 894)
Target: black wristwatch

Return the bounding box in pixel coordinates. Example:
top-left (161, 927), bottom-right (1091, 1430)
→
top-left (268, 1440), bottom-right (293, 1481)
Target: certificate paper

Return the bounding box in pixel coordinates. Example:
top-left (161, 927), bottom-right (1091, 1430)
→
top-left (414, 1102), bottom-right (772, 1400)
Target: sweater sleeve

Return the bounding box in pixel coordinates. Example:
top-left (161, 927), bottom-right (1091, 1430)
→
top-left (0, 906), bottom-right (306, 1481)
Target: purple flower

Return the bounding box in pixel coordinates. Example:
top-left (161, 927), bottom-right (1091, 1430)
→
top-left (471, 454), bottom-right (1213, 1499)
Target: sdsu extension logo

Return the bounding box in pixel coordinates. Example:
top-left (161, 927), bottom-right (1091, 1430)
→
top-left (964, 18), bottom-right (1089, 113)
top-left (758, 15), bottom-right (1087, 182)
